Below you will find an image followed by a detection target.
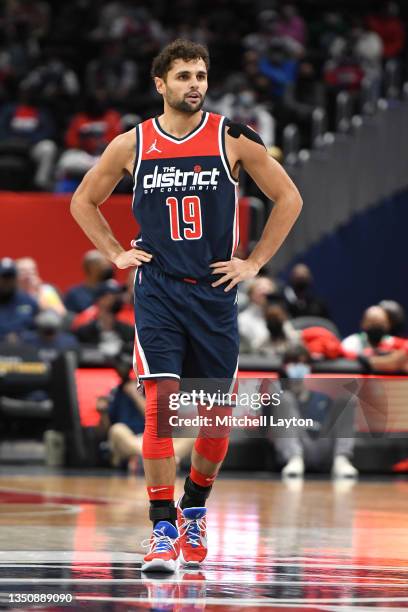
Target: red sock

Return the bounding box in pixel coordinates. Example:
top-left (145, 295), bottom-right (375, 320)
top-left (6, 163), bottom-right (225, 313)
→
top-left (190, 465), bottom-right (217, 487)
top-left (147, 485), bottom-right (175, 501)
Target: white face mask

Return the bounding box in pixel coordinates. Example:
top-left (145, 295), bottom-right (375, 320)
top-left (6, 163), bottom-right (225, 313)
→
top-left (285, 363), bottom-right (311, 379)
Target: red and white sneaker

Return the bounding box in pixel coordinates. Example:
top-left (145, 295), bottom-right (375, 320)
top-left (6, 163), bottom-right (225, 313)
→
top-left (177, 504), bottom-right (207, 566)
top-left (141, 521), bottom-right (180, 573)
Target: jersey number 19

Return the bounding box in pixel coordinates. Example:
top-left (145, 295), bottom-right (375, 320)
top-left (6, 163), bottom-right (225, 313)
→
top-left (166, 196), bottom-right (202, 241)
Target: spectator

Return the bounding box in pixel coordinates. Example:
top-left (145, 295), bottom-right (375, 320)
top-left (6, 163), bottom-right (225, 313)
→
top-left (269, 344), bottom-right (358, 478)
top-left (174, 17), bottom-right (212, 47)
top-left (205, 73), bottom-right (242, 116)
top-left (309, 11), bottom-right (349, 60)
top-left (292, 58), bottom-right (323, 109)
top-left (241, 50), bottom-right (272, 104)
top-left (90, 2), bottom-right (166, 50)
top-left (118, 269), bottom-right (136, 327)
top-left (75, 280), bottom-right (134, 358)
top-left (342, 305), bottom-right (408, 372)
top-left (0, 27), bottom-right (35, 102)
top-left (20, 309), bottom-right (78, 362)
top-left (352, 18), bottom-right (383, 86)
top-left (222, 86), bottom-right (275, 148)
top-left (259, 300), bottom-right (300, 357)
top-left (258, 40), bottom-right (299, 100)
top-left (238, 276), bottom-right (278, 352)
top-left (97, 355), bottom-right (193, 470)
top-left (85, 41), bottom-right (138, 107)
top-left (63, 89), bottom-right (121, 154)
top-left (379, 300), bottom-right (406, 337)
top-left (0, 84), bottom-right (57, 189)
top-left (22, 51), bottom-right (80, 108)
top-left (323, 44), bottom-right (365, 93)
top-left (0, 257), bottom-right (38, 341)
top-left (16, 257), bottom-right (66, 315)
top-left (283, 263), bottom-right (330, 319)
top-left (205, 78), bottom-right (230, 114)
top-left (97, 354), bottom-right (145, 469)
top-left (55, 89), bottom-right (122, 192)
top-left (72, 269), bottom-right (135, 330)
top-left (366, 1), bottom-right (405, 60)
top-left (275, 3), bottom-right (307, 48)
top-left (64, 250), bottom-right (114, 314)
top-left (243, 10), bottom-right (278, 55)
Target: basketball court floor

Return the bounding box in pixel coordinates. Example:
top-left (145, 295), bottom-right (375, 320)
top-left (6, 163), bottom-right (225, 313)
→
top-left (0, 469), bottom-right (407, 610)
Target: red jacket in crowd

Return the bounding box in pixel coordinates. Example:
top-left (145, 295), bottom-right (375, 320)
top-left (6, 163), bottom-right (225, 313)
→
top-left (65, 110), bottom-right (122, 155)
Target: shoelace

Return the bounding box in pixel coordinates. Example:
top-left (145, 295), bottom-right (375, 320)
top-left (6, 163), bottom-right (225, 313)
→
top-left (141, 527), bottom-right (177, 554)
top-left (179, 517), bottom-right (206, 547)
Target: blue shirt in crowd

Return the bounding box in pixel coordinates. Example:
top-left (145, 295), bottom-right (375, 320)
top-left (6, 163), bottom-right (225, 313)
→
top-left (108, 385), bottom-right (145, 435)
top-left (258, 57), bottom-right (298, 98)
top-left (298, 391), bottom-right (332, 435)
top-left (0, 291), bottom-right (39, 340)
top-left (20, 330), bottom-right (79, 362)
top-left (64, 284), bottom-right (96, 313)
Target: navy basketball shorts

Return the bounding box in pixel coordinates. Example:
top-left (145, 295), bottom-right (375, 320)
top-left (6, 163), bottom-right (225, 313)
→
top-left (133, 264), bottom-right (239, 384)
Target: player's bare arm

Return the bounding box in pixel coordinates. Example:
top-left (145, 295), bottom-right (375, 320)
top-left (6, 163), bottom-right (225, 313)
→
top-left (70, 130), bottom-right (153, 269)
top-left (211, 130), bottom-right (302, 291)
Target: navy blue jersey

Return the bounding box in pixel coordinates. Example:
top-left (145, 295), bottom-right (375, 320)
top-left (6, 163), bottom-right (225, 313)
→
top-left (131, 112), bottom-right (239, 281)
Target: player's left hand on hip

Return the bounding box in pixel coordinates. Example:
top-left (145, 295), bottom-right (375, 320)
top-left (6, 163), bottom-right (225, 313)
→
top-left (210, 257), bottom-right (259, 291)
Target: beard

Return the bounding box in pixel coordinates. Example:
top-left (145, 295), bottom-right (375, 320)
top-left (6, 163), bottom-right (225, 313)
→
top-left (166, 91), bottom-right (205, 114)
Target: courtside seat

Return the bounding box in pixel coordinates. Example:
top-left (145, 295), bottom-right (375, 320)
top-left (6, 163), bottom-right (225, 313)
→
top-left (290, 316), bottom-right (341, 338)
top-left (238, 353), bottom-right (282, 372)
top-left (312, 358), bottom-right (365, 374)
top-left (0, 396), bottom-right (53, 419)
top-left (0, 156), bottom-right (32, 190)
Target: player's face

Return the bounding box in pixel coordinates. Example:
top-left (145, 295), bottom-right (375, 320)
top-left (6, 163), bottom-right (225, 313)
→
top-left (156, 58), bottom-right (208, 114)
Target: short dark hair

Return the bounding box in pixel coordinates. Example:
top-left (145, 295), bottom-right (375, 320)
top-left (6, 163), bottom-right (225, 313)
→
top-left (282, 343), bottom-right (311, 365)
top-left (151, 39), bottom-right (210, 79)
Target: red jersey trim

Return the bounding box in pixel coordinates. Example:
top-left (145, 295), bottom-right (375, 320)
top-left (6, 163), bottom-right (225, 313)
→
top-left (152, 111), bottom-right (209, 144)
top-left (140, 112), bottom-right (221, 160)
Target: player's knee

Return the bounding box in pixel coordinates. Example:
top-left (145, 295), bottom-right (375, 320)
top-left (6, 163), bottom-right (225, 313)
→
top-left (142, 431), bottom-right (174, 459)
top-left (195, 436), bottom-right (229, 463)
top-left (142, 378), bottom-right (178, 459)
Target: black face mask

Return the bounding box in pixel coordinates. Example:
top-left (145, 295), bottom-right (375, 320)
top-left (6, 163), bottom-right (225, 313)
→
top-left (0, 287), bottom-right (15, 302)
top-left (99, 268), bottom-right (115, 282)
top-left (39, 327), bottom-right (58, 338)
top-left (110, 297), bottom-right (123, 314)
top-left (292, 279), bottom-right (310, 292)
top-left (365, 326), bottom-right (386, 347)
top-left (267, 319), bottom-right (284, 338)
top-left (116, 363), bottom-right (131, 383)
top-left (85, 99), bottom-right (107, 117)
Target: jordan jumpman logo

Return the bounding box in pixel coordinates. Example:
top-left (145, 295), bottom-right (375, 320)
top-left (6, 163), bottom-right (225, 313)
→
top-left (146, 139), bottom-right (162, 154)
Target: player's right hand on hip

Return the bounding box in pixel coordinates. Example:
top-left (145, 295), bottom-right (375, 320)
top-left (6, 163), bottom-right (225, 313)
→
top-left (113, 248), bottom-right (153, 269)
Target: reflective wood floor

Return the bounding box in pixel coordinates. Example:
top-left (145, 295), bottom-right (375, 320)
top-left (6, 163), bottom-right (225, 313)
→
top-left (0, 470), bottom-right (407, 610)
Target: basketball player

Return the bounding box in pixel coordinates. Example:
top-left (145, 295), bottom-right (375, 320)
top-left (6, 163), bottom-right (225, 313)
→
top-left (71, 39), bottom-right (302, 572)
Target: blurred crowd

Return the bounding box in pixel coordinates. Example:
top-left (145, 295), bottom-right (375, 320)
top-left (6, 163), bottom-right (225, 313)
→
top-left (0, 0), bottom-right (406, 191)
top-left (2, 251), bottom-right (406, 475)
top-left (238, 266), bottom-right (408, 373)
top-left (1, 251), bottom-right (407, 371)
